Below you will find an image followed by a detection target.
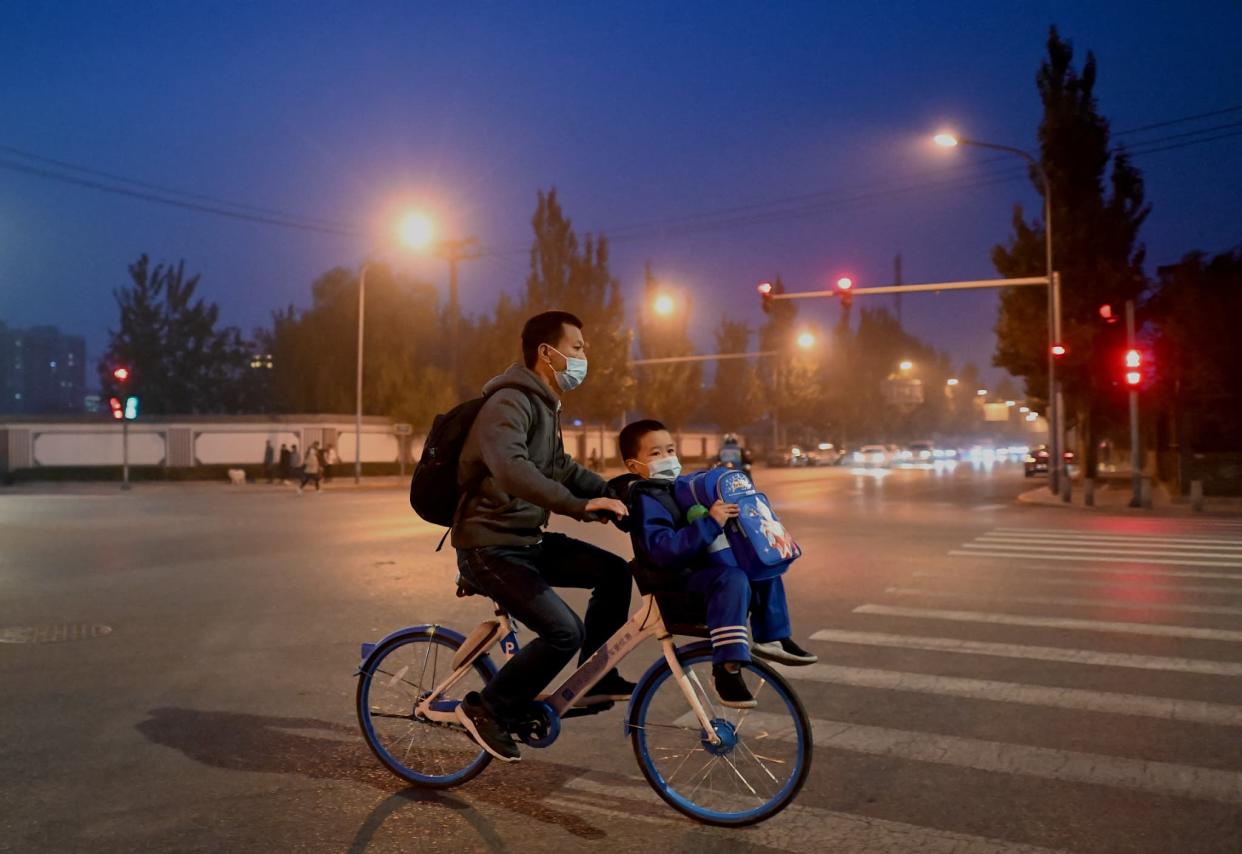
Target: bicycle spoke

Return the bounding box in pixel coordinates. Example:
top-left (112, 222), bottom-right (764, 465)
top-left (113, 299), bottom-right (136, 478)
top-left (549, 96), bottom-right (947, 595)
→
top-left (722, 754), bottom-right (760, 799)
top-left (734, 676), bottom-right (767, 735)
top-left (737, 739), bottom-right (781, 784)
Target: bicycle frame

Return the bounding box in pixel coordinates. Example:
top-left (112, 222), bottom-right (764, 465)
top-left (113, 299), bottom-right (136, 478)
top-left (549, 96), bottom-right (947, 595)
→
top-left (412, 594), bottom-right (722, 744)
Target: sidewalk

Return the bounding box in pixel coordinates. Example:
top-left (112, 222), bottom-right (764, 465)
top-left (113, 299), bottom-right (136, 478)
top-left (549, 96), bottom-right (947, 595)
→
top-left (1018, 476), bottom-right (1242, 517)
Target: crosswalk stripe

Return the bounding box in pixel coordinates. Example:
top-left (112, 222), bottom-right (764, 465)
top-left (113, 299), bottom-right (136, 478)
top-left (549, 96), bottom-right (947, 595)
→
top-left (853, 604), bottom-right (1242, 643)
top-left (963, 541), bottom-right (1242, 561)
top-left (950, 549), bottom-right (1242, 570)
top-left (808, 628), bottom-right (1242, 677)
top-left (980, 535), bottom-right (1242, 551)
top-left (885, 586), bottom-right (1242, 617)
top-left (778, 661), bottom-right (1242, 727)
top-left (561, 776), bottom-right (1068, 853)
top-left (993, 523), bottom-right (1242, 536)
top-left (670, 711), bottom-right (1242, 805)
top-left (912, 570), bottom-right (1242, 597)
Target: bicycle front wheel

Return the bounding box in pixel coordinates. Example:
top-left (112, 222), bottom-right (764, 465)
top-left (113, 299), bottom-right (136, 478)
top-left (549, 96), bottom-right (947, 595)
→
top-left (356, 628), bottom-right (494, 788)
top-left (630, 647), bottom-right (812, 826)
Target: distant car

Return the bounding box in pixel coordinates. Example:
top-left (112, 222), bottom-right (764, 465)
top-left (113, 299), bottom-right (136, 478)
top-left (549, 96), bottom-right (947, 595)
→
top-left (851, 444), bottom-right (890, 467)
top-left (813, 443), bottom-right (842, 466)
top-left (904, 441), bottom-right (935, 463)
top-left (767, 445), bottom-right (813, 467)
top-left (1024, 445), bottom-right (1077, 477)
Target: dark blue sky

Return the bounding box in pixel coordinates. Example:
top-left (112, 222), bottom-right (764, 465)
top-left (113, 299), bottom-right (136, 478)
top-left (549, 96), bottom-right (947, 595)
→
top-left (3, 1), bottom-right (1240, 384)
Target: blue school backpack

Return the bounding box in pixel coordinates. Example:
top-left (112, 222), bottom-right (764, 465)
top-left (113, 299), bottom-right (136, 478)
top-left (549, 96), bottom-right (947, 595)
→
top-left (673, 468), bottom-right (800, 580)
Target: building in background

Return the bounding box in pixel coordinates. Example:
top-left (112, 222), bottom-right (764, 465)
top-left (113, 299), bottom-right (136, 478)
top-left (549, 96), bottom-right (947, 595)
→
top-left (0, 321), bottom-right (88, 414)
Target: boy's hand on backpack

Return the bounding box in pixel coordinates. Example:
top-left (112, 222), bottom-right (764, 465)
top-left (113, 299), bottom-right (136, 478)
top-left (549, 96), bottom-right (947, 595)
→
top-left (709, 500), bottom-right (740, 527)
top-left (584, 497), bottom-right (629, 522)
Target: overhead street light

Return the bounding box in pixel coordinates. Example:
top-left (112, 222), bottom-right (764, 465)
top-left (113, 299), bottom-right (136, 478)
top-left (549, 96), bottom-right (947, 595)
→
top-left (397, 211), bottom-right (435, 251)
top-left (898, 359), bottom-right (913, 372)
top-left (976, 388), bottom-right (988, 397)
top-left (796, 331), bottom-right (816, 350)
top-left (653, 293), bottom-right (676, 316)
top-left (933, 132), bottom-right (959, 148)
top-left (946, 377), bottom-right (959, 386)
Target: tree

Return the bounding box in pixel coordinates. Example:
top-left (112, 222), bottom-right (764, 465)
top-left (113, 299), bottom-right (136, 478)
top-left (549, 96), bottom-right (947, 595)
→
top-left (705, 317), bottom-right (763, 433)
top-left (1148, 248), bottom-right (1242, 458)
top-left (522, 188), bottom-right (633, 423)
top-left (992, 27), bottom-right (1150, 475)
top-left (634, 263), bottom-right (702, 429)
top-left (98, 255), bottom-right (253, 414)
top-left (266, 264), bottom-right (454, 429)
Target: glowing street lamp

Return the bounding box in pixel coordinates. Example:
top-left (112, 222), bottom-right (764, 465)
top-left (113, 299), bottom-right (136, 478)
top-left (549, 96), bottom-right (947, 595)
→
top-left (933, 132), bottom-right (959, 148)
top-left (796, 331), bottom-right (816, 350)
top-left (653, 293), bottom-right (676, 317)
top-left (946, 377), bottom-right (959, 386)
top-left (397, 211), bottom-right (435, 251)
top-left (898, 359), bottom-right (914, 372)
top-left (976, 388), bottom-right (988, 397)
top-left (1005, 400), bottom-right (1016, 407)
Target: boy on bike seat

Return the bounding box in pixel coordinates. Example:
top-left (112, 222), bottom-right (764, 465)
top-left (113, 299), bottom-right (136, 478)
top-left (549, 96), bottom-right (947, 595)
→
top-left (614, 420), bottom-right (816, 709)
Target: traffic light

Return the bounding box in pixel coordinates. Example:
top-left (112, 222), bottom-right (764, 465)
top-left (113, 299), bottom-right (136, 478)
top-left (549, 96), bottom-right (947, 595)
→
top-left (1124, 349), bottom-right (1142, 387)
top-left (758, 281), bottom-right (774, 314)
top-left (124, 396), bottom-right (140, 420)
top-left (108, 397), bottom-right (124, 420)
top-left (1051, 344), bottom-right (1067, 357)
top-left (1099, 304), bottom-right (1117, 324)
top-left (836, 276), bottom-right (853, 310)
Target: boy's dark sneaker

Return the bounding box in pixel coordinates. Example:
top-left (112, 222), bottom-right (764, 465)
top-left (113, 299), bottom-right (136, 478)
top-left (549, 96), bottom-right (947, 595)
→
top-left (711, 663), bottom-right (757, 709)
top-left (456, 692), bottom-right (521, 762)
top-left (753, 637), bottom-right (818, 666)
top-left (577, 670), bottom-right (637, 705)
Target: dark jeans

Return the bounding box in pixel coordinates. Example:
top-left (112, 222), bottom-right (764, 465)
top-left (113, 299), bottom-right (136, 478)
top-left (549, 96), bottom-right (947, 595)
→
top-left (456, 533), bottom-right (632, 721)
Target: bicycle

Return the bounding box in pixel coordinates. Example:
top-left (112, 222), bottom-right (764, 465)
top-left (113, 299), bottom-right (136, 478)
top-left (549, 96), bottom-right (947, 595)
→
top-left (355, 580), bottom-right (813, 826)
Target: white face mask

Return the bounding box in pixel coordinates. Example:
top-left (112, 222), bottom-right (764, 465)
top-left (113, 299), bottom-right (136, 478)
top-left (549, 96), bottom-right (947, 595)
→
top-left (545, 346), bottom-right (588, 392)
top-left (644, 455), bottom-right (682, 481)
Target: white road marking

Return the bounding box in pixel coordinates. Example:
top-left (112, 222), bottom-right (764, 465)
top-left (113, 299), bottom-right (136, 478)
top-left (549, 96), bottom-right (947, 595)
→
top-left (808, 628), bottom-right (1242, 677)
top-left (980, 533), bottom-right (1242, 549)
top-left (853, 603), bottom-right (1242, 643)
top-left (561, 776), bottom-right (1069, 853)
top-left (973, 503), bottom-right (1007, 511)
top-left (666, 712), bottom-right (1242, 805)
top-left (777, 661), bottom-right (1242, 727)
top-left (995, 526), bottom-right (1242, 541)
top-left (965, 542), bottom-right (1242, 560)
top-left (885, 585), bottom-right (1242, 617)
top-left (912, 570), bottom-right (1242, 597)
top-left (950, 549), bottom-right (1242, 570)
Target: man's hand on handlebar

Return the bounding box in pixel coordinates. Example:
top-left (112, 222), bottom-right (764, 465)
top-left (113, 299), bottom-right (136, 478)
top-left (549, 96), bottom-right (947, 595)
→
top-left (584, 497), bottom-right (629, 522)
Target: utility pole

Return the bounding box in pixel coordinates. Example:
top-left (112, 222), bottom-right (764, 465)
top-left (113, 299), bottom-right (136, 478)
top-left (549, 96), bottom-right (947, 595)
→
top-left (1126, 299), bottom-right (1142, 508)
top-left (437, 238), bottom-right (481, 401)
top-left (894, 253), bottom-right (903, 328)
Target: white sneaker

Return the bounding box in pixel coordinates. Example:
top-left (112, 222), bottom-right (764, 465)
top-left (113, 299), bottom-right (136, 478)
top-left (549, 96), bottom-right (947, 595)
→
top-left (752, 638), bottom-right (818, 665)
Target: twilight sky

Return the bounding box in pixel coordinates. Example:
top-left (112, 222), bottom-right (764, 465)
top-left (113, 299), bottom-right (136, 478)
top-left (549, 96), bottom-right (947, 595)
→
top-left (2, 1), bottom-right (1240, 385)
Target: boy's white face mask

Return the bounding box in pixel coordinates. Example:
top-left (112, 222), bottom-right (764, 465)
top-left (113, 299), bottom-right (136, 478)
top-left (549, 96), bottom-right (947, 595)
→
top-left (644, 455), bottom-right (682, 481)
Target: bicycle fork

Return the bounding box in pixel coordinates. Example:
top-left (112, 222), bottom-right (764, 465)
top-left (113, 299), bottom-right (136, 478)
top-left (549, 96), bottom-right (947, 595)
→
top-left (658, 634), bottom-right (722, 745)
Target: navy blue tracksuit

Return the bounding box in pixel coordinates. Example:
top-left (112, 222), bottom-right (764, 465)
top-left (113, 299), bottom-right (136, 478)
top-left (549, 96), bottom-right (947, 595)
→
top-left (631, 486), bottom-right (792, 664)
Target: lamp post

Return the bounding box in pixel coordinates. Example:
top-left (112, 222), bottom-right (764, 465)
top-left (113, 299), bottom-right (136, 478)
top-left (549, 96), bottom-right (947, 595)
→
top-left (934, 132), bottom-right (1063, 496)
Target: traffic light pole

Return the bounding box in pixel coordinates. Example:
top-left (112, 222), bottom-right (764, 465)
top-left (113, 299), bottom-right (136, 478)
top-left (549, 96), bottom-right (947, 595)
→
top-left (121, 419), bottom-right (130, 491)
top-left (1126, 299), bottom-right (1141, 508)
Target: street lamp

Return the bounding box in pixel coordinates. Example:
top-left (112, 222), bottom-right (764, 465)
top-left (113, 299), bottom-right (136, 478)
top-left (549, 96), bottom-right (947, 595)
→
top-left (934, 129), bottom-right (1063, 496)
top-left (653, 293), bottom-right (676, 317)
top-left (976, 388), bottom-right (988, 397)
top-left (898, 359), bottom-right (914, 372)
top-left (946, 377), bottom-right (959, 387)
top-left (796, 331), bottom-right (816, 350)
top-left (397, 211), bottom-right (435, 251)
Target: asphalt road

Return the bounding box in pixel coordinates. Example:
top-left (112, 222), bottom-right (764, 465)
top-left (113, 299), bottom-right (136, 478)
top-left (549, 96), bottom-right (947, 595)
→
top-left (3, 462), bottom-right (1242, 853)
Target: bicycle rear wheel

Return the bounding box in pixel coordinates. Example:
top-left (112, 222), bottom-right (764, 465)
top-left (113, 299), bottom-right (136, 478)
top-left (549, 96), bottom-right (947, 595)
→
top-left (356, 628), bottom-right (495, 788)
top-left (629, 646), bottom-right (812, 826)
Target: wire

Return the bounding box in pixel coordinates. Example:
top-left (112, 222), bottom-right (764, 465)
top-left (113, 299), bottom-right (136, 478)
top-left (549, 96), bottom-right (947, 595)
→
top-left (0, 143), bottom-right (357, 230)
top-left (0, 157), bottom-right (363, 237)
top-left (1114, 104), bottom-right (1242, 136)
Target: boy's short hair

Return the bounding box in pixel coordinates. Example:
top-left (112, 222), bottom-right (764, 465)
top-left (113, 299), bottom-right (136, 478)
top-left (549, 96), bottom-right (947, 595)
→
top-left (521, 310), bottom-right (583, 368)
top-left (619, 419), bottom-right (667, 462)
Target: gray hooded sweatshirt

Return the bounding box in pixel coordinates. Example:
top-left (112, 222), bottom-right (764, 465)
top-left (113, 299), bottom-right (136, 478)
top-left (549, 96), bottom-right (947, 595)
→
top-left (452, 364), bottom-right (607, 549)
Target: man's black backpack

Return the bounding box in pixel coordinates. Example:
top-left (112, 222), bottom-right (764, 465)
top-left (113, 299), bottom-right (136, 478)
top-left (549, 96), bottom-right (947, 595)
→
top-left (409, 385), bottom-right (534, 528)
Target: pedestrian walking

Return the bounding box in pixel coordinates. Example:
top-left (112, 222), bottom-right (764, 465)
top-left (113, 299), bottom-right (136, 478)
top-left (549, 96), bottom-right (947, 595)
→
top-left (278, 443), bottom-right (291, 484)
top-left (299, 441), bottom-right (323, 494)
top-left (263, 440), bottom-right (275, 484)
top-left (323, 443), bottom-right (339, 482)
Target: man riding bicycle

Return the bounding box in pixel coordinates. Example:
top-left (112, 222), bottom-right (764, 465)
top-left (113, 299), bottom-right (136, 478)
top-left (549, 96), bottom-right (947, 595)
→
top-left (453, 310), bottom-right (633, 762)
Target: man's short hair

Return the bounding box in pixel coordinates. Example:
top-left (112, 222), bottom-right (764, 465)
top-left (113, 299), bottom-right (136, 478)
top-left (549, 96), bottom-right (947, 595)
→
top-left (521, 310), bottom-right (583, 369)
top-left (619, 419), bottom-right (667, 462)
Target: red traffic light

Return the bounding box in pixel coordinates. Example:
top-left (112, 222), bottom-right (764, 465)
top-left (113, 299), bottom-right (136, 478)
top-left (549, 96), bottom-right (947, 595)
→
top-left (109, 397), bottom-right (124, 420)
top-left (1124, 349), bottom-right (1141, 369)
top-left (1124, 349), bottom-right (1142, 386)
top-left (757, 282), bottom-right (773, 295)
top-left (113, 367), bottom-right (130, 381)
top-left (1051, 344), bottom-right (1067, 357)
top-left (835, 277), bottom-right (853, 291)
top-left (758, 281), bottom-right (775, 314)
top-left (1099, 304), bottom-right (1117, 323)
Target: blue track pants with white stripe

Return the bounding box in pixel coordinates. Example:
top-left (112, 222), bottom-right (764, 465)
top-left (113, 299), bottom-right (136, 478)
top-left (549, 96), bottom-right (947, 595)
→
top-left (685, 565), bottom-right (792, 664)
